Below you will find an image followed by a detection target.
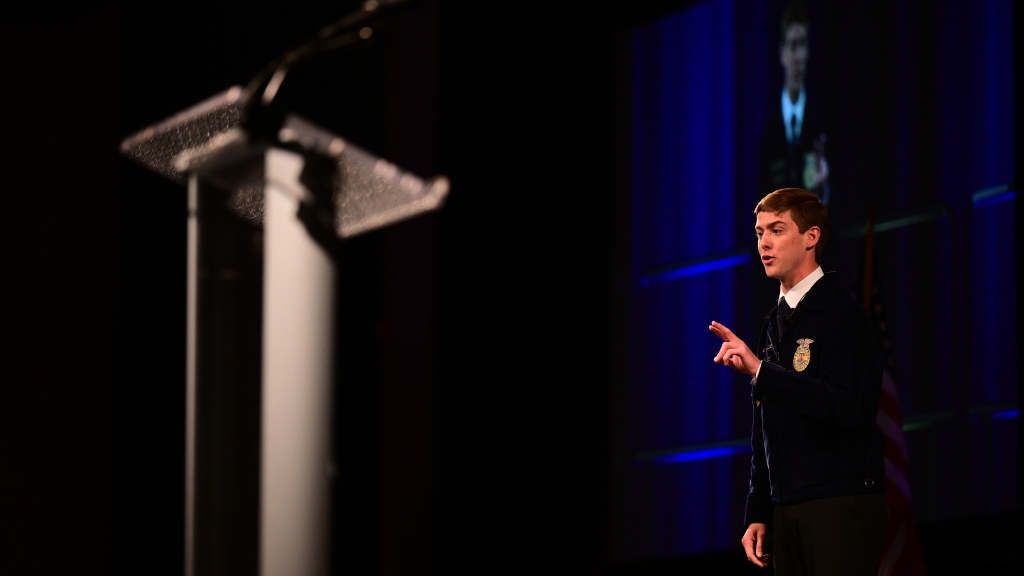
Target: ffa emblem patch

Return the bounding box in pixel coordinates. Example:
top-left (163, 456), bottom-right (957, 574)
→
top-left (793, 339), bottom-right (813, 372)
top-left (802, 153), bottom-right (818, 190)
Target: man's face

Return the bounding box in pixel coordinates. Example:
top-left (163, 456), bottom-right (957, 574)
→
top-left (756, 210), bottom-right (816, 284)
top-left (779, 23), bottom-right (809, 91)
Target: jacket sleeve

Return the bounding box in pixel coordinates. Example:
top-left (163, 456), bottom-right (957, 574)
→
top-left (744, 396), bottom-right (773, 527)
top-left (755, 305), bottom-right (881, 431)
top-left (745, 327), bottom-right (773, 527)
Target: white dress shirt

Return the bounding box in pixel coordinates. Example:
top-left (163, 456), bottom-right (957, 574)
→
top-left (781, 87), bottom-right (806, 144)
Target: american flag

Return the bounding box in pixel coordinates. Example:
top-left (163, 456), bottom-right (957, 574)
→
top-left (853, 211), bottom-right (928, 576)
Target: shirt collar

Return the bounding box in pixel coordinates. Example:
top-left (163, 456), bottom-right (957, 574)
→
top-left (780, 265), bottom-right (823, 309)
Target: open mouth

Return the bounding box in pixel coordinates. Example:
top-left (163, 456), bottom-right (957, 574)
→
top-left (762, 255), bottom-right (776, 265)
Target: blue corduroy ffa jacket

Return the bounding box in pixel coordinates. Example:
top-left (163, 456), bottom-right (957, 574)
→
top-left (744, 271), bottom-right (886, 528)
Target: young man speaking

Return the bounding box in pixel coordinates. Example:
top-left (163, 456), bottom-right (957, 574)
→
top-left (709, 188), bottom-right (886, 575)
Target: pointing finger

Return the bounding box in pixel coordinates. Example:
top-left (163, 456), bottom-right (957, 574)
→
top-left (709, 323), bottom-right (733, 342)
top-left (710, 321), bottom-right (736, 340)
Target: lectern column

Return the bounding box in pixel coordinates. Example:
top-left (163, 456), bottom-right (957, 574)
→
top-left (260, 147), bottom-right (336, 576)
top-left (185, 147), bottom-right (337, 576)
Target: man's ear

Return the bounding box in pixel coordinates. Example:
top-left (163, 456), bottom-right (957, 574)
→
top-left (804, 226), bottom-right (820, 251)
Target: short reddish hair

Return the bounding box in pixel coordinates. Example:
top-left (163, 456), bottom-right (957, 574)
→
top-left (755, 188), bottom-right (829, 261)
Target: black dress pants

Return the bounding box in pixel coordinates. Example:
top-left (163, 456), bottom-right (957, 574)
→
top-left (772, 493), bottom-right (886, 576)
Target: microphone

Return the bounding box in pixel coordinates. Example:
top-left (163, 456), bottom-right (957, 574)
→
top-left (242, 0), bottom-right (418, 114)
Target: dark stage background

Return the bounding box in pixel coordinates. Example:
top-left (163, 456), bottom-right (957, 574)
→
top-left (2, 1), bottom-right (1020, 575)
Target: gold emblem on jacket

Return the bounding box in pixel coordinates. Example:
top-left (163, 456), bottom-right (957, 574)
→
top-left (793, 339), bottom-right (813, 372)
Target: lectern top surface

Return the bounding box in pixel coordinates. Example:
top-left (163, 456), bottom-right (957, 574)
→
top-left (120, 87), bottom-right (246, 185)
top-left (119, 87), bottom-right (448, 238)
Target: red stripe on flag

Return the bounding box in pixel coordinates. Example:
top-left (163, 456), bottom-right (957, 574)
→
top-left (863, 210), bottom-right (928, 576)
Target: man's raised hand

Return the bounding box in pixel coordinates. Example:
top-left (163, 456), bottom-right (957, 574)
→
top-left (709, 321), bottom-right (760, 376)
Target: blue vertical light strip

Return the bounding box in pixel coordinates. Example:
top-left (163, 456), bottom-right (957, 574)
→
top-left (625, 0), bottom-right (743, 559)
top-left (930, 0), bottom-right (1016, 517)
top-left (983, 0), bottom-right (1015, 186)
top-left (970, 183), bottom-right (1016, 421)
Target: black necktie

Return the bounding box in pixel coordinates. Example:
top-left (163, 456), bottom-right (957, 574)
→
top-left (789, 114), bottom-right (799, 148)
top-left (777, 297), bottom-right (792, 340)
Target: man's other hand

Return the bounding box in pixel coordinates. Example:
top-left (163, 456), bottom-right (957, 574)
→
top-left (811, 133), bottom-right (829, 191)
top-left (709, 321), bottom-right (760, 376)
top-left (741, 522), bottom-right (772, 568)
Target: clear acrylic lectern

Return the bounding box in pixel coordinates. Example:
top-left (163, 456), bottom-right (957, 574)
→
top-left (120, 85), bottom-right (447, 576)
